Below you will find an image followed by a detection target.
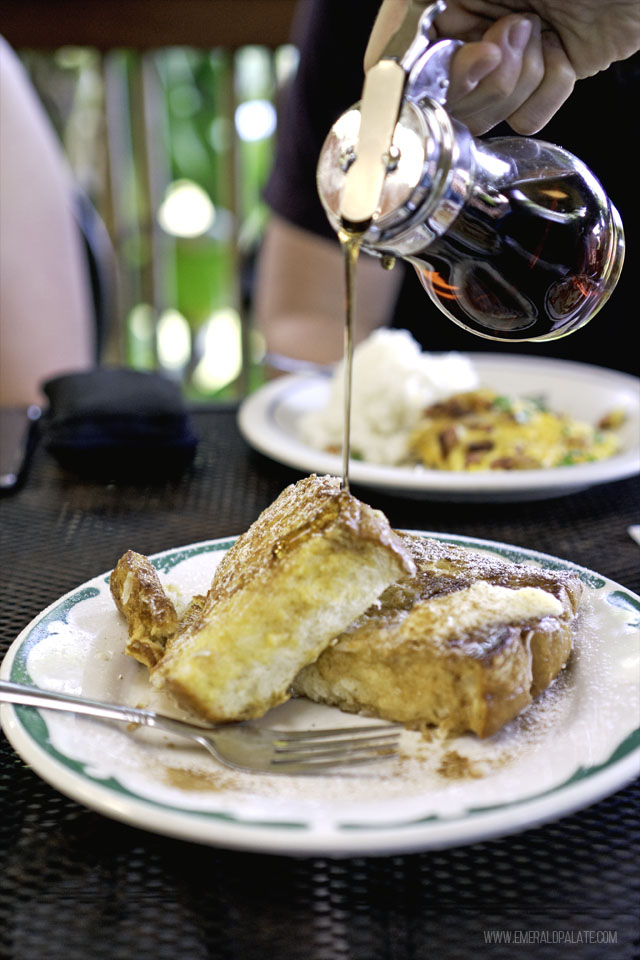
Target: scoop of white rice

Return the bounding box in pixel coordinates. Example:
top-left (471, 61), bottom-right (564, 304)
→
top-left (298, 329), bottom-right (479, 465)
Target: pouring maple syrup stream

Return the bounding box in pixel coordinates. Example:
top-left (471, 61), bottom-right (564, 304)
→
top-left (338, 228), bottom-right (362, 493)
top-left (335, 43), bottom-right (408, 492)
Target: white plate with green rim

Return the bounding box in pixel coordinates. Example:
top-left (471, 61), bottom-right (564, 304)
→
top-left (1, 534), bottom-right (639, 857)
top-left (238, 355), bottom-right (640, 501)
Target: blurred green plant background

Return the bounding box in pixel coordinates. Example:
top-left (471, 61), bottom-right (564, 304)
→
top-left (21, 42), bottom-right (298, 400)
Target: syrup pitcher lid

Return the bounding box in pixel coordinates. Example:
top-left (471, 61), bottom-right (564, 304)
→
top-left (317, 98), bottom-right (449, 241)
top-left (316, 1), bottom-right (465, 242)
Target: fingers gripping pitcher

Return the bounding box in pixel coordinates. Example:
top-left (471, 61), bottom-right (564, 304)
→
top-left (316, 0), bottom-right (624, 342)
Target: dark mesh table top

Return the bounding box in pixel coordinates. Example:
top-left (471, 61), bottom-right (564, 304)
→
top-left (1, 406), bottom-right (638, 959)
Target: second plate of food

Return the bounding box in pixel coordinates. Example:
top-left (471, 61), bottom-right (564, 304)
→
top-left (238, 354), bottom-right (640, 501)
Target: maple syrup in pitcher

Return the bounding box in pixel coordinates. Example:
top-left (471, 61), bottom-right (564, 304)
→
top-left (414, 169), bottom-right (620, 340)
top-left (317, 5), bottom-right (623, 482)
top-left (317, 106), bottom-right (624, 344)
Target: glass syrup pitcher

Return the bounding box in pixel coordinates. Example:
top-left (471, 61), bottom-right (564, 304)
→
top-left (316, 0), bottom-right (624, 342)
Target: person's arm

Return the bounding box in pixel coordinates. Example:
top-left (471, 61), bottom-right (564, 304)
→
top-left (0, 37), bottom-right (93, 406)
top-left (254, 214), bottom-right (404, 369)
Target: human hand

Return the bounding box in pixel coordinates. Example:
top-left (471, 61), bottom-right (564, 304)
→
top-left (364, 1), bottom-right (640, 134)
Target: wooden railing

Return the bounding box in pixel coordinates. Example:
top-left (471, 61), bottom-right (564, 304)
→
top-left (1, 0), bottom-right (298, 51)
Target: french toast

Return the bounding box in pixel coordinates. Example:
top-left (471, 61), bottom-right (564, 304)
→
top-left (293, 534), bottom-right (583, 737)
top-left (116, 475), bottom-right (415, 723)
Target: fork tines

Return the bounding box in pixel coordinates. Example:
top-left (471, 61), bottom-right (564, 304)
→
top-left (272, 723), bottom-right (402, 741)
top-left (269, 723), bottom-right (402, 771)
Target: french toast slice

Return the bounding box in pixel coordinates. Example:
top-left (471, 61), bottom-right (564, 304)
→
top-left (148, 475), bottom-right (415, 722)
top-left (293, 534), bottom-right (583, 737)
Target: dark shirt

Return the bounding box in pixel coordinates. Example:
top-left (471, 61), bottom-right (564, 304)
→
top-left (264, 0), bottom-right (639, 375)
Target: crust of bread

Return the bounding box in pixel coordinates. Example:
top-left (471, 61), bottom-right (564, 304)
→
top-left (110, 550), bottom-right (179, 668)
top-left (293, 534), bottom-right (583, 737)
top-left (151, 475), bottom-right (415, 722)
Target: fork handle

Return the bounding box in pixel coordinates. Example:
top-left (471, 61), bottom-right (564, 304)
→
top-left (0, 679), bottom-right (159, 728)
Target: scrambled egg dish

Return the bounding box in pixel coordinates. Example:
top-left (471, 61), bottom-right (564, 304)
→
top-left (409, 390), bottom-right (624, 471)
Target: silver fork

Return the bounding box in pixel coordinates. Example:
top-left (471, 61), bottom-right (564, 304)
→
top-left (0, 679), bottom-right (401, 775)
